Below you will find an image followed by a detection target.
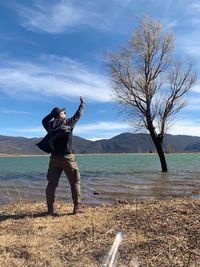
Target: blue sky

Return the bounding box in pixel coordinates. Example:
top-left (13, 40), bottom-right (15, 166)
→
top-left (0, 0), bottom-right (200, 140)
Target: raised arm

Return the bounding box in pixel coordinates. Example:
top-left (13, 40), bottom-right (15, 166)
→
top-left (67, 96), bottom-right (85, 128)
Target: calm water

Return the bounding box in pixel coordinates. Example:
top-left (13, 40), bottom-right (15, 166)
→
top-left (0, 153), bottom-right (199, 205)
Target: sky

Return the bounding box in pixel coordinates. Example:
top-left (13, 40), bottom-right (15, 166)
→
top-left (0, 0), bottom-right (200, 140)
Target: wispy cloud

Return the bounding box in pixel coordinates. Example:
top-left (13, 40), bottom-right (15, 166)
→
top-left (8, 120), bottom-right (200, 141)
top-left (75, 121), bottom-right (130, 133)
top-left (163, 19), bottom-right (179, 30)
top-left (0, 55), bottom-right (111, 102)
top-left (2, 121), bottom-right (130, 138)
top-left (75, 121), bottom-right (131, 139)
top-left (13, 0), bottom-right (106, 33)
top-left (190, 85), bottom-right (200, 94)
top-left (2, 119), bottom-right (200, 139)
top-left (14, 121), bottom-right (130, 135)
top-left (186, 96), bottom-right (200, 111)
top-left (180, 45), bottom-right (200, 59)
top-left (0, 127), bottom-right (46, 138)
top-left (112, 0), bottom-right (135, 6)
top-left (9, 0), bottom-right (146, 34)
top-left (169, 119), bottom-right (200, 137)
top-left (0, 109), bottom-right (31, 115)
top-left (191, 2), bottom-right (200, 11)
top-left (15, 127), bottom-right (44, 133)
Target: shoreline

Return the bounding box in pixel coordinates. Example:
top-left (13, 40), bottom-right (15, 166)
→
top-left (0, 179), bottom-right (199, 207)
top-left (0, 152), bottom-right (200, 157)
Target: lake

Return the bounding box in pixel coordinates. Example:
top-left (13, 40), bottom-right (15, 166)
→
top-left (0, 153), bottom-right (199, 205)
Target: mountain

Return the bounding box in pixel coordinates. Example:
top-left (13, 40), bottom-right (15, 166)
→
top-left (0, 133), bottom-right (200, 155)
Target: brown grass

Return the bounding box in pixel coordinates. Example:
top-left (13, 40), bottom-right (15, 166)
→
top-left (0, 198), bottom-right (200, 266)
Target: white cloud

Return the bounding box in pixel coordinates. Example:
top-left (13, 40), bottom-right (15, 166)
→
top-left (87, 137), bottom-right (110, 141)
top-left (80, 119), bottom-right (200, 138)
top-left (169, 120), bottom-right (200, 137)
top-left (75, 121), bottom-right (131, 139)
top-left (191, 85), bottom-right (200, 94)
top-left (15, 127), bottom-right (44, 133)
top-left (181, 45), bottom-right (200, 58)
top-left (164, 20), bottom-right (179, 30)
top-left (14, 1), bottom-right (106, 33)
top-left (75, 121), bottom-right (130, 133)
top-left (0, 55), bottom-right (111, 102)
top-left (0, 109), bottom-right (32, 115)
top-left (3, 119), bottom-right (200, 139)
top-left (183, 86), bottom-right (200, 111)
top-left (191, 2), bottom-right (200, 10)
top-left (0, 127), bottom-right (45, 138)
top-left (112, 0), bottom-right (135, 5)
top-left (4, 121), bottom-right (130, 139)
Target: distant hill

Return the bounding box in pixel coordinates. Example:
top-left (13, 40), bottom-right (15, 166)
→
top-left (0, 133), bottom-right (200, 155)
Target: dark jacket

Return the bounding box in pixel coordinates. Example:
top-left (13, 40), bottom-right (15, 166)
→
top-left (37, 103), bottom-right (84, 154)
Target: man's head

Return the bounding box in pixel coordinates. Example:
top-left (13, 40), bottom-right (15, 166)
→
top-left (51, 107), bottom-right (66, 119)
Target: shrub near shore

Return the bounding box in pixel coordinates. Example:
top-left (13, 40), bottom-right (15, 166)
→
top-left (0, 198), bottom-right (199, 266)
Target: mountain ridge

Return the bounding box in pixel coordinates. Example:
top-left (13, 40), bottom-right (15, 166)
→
top-left (0, 133), bottom-right (200, 155)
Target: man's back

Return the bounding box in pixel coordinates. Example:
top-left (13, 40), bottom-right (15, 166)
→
top-left (41, 102), bottom-right (84, 155)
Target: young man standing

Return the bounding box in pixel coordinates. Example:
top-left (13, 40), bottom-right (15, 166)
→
top-left (40, 96), bottom-right (85, 215)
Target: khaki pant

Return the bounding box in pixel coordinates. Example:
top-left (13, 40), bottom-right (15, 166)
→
top-left (46, 154), bottom-right (81, 209)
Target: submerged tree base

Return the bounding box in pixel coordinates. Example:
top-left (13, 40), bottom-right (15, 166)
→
top-left (0, 198), bottom-right (200, 266)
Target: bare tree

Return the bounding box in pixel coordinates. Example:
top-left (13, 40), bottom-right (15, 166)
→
top-left (106, 16), bottom-right (196, 172)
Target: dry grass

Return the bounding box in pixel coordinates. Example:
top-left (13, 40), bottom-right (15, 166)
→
top-left (0, 198), bottom-right (200, 267)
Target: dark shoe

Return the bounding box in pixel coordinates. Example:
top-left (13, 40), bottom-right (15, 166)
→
top-left (73, 203), bottom-right (84, 214)
top-left (46, 208), bottom-right (59, 217)
top-left (47, 205), bottom-right (54, 215)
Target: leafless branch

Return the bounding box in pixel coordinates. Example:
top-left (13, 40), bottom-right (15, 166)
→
top-left (106, 16), bottom-right (196, 137)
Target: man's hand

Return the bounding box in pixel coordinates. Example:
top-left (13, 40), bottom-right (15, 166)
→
top-left (80, 96), bottom-right (85, 104)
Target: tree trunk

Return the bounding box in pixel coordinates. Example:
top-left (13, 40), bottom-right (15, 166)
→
top-left (149, 131), bottom-right (168, 172)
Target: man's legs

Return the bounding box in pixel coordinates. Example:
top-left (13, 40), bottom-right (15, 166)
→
top-left (62, 154), bottom-right (83, 213)
top-left (46, 156), bottom-right (62, 214)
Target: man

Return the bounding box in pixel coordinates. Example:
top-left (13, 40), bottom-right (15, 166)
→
top-left (39, 96), bottom-right (85, 215)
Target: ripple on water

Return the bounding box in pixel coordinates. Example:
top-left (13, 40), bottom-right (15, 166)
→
top-left (0, 154), bottom-right (200, 204)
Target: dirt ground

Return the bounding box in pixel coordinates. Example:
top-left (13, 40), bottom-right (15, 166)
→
top-left (0, 198), bottom-right (199, 267)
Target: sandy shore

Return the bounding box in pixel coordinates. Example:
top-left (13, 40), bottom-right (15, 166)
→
top-left (0, 198), bottom-right (199, 266)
